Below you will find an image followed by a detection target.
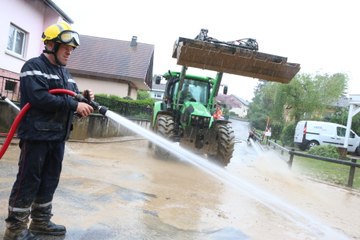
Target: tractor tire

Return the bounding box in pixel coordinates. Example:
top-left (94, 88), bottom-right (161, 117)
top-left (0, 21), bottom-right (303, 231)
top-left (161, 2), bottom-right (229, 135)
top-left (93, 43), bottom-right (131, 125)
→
top-left (211, 123), bottom-right (235, 166)
top-left (154, 114), bottom-right (175, 158)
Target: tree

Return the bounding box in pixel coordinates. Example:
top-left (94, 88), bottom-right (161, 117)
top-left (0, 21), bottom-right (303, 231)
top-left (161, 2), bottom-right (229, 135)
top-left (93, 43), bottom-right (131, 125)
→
top-left (248, 81), bottom-right (287, 135)
top-left (284, 73), bottom-right (348, 123)
top-left (247, 72), bottom-right (348, 141)
top-left (247, 81), bottom-right (271, 130)
top-left (325, 106), bottom-right (360, 135)
top-left (137, 90), bottom-right (151, 100)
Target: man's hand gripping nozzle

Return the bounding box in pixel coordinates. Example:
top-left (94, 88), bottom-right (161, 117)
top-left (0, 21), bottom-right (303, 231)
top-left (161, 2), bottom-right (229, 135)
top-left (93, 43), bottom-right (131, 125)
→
top-left (74, 90), bottom-right (108, 115)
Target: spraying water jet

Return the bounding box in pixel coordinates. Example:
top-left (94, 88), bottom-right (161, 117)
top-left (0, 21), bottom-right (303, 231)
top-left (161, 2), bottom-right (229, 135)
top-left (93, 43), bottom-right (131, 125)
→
top-left (1, 94), bottom-right (20, 111)
top-left (104, 110), bottom-right (349, 240)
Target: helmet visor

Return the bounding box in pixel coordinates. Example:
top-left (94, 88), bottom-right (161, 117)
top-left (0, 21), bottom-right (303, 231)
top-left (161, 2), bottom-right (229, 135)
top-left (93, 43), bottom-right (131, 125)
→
top-left (58, 30), bottom-right (80, 47)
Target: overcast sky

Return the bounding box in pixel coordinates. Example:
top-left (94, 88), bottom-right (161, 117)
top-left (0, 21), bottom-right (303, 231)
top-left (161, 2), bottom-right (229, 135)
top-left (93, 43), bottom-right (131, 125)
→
top-left (53, 0), bottom-right (360, 101)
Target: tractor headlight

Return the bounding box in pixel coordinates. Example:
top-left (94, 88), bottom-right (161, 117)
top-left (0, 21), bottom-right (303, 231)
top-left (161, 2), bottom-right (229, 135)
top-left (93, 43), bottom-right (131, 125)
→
top-left (190, 116), bottom-right (210, 128)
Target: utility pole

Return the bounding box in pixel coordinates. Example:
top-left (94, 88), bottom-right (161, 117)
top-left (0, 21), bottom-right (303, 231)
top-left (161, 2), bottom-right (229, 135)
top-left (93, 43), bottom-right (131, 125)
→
top-left (344, 95), bottom-right (360, 149)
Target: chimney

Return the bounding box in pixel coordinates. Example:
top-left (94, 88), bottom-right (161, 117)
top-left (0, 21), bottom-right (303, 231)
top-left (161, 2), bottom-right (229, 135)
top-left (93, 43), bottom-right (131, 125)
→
top-left (130, 36), bottom-right (137, 47)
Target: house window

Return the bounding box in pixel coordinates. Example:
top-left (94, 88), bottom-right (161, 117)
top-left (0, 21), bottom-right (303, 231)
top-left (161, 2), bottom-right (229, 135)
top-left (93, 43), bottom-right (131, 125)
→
top-left (154, 93), bottom-right (162, 98)
top-left (7, 24), bottom-right (26, 57)
top-left (5, 80), bottom-right (17, 92)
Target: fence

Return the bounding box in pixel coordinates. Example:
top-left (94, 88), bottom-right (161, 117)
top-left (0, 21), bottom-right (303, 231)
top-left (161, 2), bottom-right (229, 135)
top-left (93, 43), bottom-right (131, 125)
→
top-left (265, 139), bottom-right (360, 188)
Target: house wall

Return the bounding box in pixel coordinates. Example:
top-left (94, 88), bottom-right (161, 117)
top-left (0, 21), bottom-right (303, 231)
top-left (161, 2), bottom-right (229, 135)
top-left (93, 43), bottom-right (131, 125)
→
top-left (74, 76), bottom-right (129, 97)
top-left (0, 0), bottom-right (64, 101)
top-left (150, 90), bottom-right (164, 100)
top-left (129, 87), bottom-right (137, 99)
top-left (231, 107), bottom-right (248, 118)
top-left (0, 0), bottom-right (61, 74)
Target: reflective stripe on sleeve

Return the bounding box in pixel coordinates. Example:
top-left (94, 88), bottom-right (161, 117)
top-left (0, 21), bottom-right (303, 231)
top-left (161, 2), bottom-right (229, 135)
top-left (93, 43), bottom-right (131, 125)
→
top-left (20, 70), bottom-right (60, 80)
top-left (68, 78), bottom-right (76, 83)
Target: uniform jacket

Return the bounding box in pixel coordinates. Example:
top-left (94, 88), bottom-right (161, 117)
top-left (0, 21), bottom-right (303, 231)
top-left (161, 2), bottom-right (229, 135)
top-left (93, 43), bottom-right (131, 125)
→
top-left (18, 54), bottom-right (80, 141)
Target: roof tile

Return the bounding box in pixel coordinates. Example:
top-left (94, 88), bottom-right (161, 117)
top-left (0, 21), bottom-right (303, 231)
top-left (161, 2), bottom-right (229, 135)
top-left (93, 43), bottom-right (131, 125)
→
top-left (67, 35), bottom-right (154, 82)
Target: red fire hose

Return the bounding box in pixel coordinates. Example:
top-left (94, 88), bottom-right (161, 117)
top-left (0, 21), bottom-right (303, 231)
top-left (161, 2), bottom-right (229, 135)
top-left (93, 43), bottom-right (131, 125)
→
top-left (0, 89), bottom-right (77, 159)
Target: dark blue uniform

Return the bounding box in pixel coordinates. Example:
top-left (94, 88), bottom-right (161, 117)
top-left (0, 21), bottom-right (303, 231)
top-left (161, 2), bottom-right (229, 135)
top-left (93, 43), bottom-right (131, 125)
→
top-left (8, 53), bottom-right (80, 212)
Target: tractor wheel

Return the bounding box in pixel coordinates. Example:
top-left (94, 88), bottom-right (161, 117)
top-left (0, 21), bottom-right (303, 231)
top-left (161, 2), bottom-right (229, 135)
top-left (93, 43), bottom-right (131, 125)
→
top-left (211, 123), bottom-right (235, 166)
top-left (154, 114), bottom-right (175, 158)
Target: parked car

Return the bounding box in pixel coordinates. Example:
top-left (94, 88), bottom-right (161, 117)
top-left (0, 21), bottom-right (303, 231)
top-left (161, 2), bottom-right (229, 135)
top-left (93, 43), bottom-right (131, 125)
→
top-left (294, 120), bottom-right (360, 155)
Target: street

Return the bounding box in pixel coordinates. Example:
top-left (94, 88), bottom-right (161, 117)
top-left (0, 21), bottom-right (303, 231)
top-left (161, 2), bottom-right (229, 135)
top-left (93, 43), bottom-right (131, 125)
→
top-left (0, 119), bottom-right (359, 239)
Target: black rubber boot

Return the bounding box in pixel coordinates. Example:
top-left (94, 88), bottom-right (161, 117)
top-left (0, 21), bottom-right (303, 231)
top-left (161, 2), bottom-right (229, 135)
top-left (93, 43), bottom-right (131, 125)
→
top-left (4, 210), bottom-right (39, 240)
top-left (29, 203), bottom-right (66, 236)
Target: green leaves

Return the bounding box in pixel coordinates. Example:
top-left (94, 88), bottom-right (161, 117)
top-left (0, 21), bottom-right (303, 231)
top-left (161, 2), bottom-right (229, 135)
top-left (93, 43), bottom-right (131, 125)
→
top-left (248, 72), bottom-right (349, 143)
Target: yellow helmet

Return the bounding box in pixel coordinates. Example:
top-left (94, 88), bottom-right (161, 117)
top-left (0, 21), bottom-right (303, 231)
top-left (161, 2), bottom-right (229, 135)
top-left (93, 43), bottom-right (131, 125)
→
top-left (42, 21), bottom-right (80, 47)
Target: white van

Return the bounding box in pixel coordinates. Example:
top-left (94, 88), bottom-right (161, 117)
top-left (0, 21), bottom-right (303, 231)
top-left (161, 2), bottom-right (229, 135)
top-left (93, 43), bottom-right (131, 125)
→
top-left (294, 120), bottom-right (360, 155)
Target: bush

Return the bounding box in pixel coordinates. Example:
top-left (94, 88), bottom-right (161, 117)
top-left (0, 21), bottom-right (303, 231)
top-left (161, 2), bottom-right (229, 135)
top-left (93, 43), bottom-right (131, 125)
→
top-left (94, 94), bottom-right (154, 120)
top-left (250, 115), bottom-right (268, 131)
top-left (308, 145), bottom-right (340, 159)
top-left (280, 123), bottom-right (296, 147)
top-left (270, 122), bottom-right (283, 140)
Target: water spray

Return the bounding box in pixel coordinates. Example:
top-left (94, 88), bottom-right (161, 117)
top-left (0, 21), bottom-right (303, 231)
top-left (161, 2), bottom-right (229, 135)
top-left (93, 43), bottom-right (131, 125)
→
top-left (0, 89), bottom-right (107, 159)
top-left (103, 110), bottom-right (349, 240)
top-left (1, 94), bottom-right (20, 111)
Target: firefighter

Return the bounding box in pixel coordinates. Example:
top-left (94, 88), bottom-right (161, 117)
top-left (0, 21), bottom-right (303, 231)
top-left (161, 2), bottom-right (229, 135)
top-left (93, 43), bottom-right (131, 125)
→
top-left (4, 21), bottom-right (94, 239)
top-left (247, 128), bottom-right (256, 143)
top-left (179, 83), bottom-right (194, 103)
top-left (213, 103), bottom-right (224, 120)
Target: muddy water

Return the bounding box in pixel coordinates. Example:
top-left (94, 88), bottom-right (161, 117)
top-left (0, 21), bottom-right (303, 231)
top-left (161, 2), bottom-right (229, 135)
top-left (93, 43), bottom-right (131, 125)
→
top-left (65, 140), bottom-right (359, 240)
top-left (228, 148), bottom-right (360, 239)
top-left (1, 124), bottom-right (360, 239)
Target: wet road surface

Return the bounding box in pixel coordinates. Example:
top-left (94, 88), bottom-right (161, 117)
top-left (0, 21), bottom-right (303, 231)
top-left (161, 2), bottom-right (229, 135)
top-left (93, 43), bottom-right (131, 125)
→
top-left (1, 120), bottom-right (359, 239)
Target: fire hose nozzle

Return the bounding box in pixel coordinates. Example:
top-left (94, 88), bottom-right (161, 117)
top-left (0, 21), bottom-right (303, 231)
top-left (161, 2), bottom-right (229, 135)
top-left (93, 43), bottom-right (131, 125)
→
top-left (88, 100), bottom-right (108, 115)
top-left (98, 106), bottom-right (108, 115)
top-left (74, 94), bottom-right (107, 116)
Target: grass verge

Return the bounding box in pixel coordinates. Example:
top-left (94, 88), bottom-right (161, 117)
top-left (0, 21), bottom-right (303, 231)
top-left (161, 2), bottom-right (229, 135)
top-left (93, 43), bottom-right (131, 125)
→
top-left (292, 156), bottom-right (360, 189)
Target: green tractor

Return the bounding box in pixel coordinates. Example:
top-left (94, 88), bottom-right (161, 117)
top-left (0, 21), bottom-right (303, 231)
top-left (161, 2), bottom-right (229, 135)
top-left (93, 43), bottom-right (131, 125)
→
top-left (150, 29), bottom-right (301, 166)
top-left (151, 67), bottom-right (235, 166)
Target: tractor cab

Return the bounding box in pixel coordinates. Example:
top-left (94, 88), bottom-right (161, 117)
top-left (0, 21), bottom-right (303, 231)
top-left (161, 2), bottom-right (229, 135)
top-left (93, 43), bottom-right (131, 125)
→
top-left (173, 79), bottom-right (210, 106)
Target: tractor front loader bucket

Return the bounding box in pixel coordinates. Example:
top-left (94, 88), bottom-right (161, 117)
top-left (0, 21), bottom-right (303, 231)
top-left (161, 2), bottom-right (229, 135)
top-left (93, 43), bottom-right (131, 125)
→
top-left (172, 37), bottom-right (300, 83)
